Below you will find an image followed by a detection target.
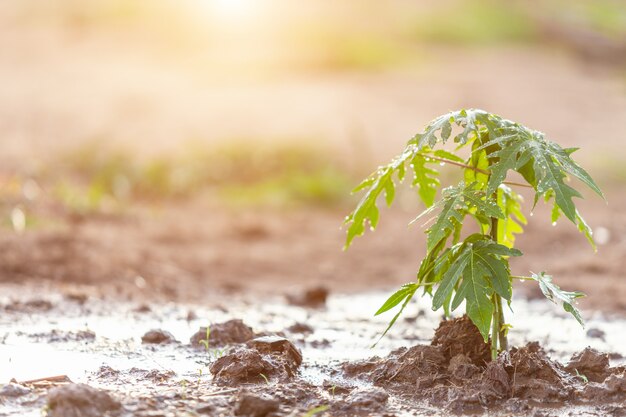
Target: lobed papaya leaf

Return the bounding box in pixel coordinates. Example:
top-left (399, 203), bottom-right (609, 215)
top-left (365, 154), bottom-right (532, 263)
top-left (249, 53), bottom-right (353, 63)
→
top-left (431, 235), bottom-right (520, 341)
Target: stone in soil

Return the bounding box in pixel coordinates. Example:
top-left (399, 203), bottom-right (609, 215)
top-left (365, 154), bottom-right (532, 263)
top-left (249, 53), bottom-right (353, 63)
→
top-left (190, 319), bottom-right (255, 348)
top-left (210, 336), bottom-right (302, 384)
top-left (234, 393), bottom-right (279, 417)
top-left (141, 329), bottom-right (177, 344)
top-left (47, 383), bottom-right (121, 417)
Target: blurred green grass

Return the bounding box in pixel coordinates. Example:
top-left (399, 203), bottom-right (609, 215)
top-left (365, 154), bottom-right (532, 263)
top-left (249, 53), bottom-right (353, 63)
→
top-left (43, 140), bottom-right (358, 214)
top-left (408, 0), bottom-right (536, 45)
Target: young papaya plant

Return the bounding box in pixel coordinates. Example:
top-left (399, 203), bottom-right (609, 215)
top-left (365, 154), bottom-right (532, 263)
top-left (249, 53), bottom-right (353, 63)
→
top-left (343, 109), bottom-right (604, 360)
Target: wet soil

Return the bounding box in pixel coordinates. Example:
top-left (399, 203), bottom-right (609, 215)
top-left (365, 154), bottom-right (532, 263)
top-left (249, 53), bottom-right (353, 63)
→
top-left (1, 287), bottom-right (625, 417)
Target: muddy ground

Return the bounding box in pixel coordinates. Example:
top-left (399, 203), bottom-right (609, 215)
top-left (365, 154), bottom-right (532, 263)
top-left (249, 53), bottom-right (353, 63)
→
top-left (1, 177), bottom-right (626, 417)
top-left (1, 282), bottom-right (625, 417)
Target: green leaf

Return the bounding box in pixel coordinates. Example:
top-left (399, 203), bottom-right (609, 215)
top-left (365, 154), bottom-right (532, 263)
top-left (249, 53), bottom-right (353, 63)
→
top-left (413, 182), bottom-right (504, 251)
top-left (478, 126), bottom-right (601, 232)
top-left (431, 235), bottom-right (520, 341)
top-left (408, 109), bottom-right (493, 150)
top-left (433, 149), bottom-right (464, 163)
top-left (464, 147), bottom-right (489, 186)
top-left (576, 209), bottom-right (596, 252)
top-left (375, 284), bottom-right (417, 316)
top-left (531, 272), bottom-right (585, 326)
top-left (372, 288), bottom-right (416, 347)
top-left (545, 142), bottom-right (605, 200)
top-left (497, 185), bottom-right (526, 248)
top-left (411, 153), bottom-right (440, 207)
top-left (453, 268), bottom-right (493, 342)
top-left (432, 246), bottom-right (470, 309)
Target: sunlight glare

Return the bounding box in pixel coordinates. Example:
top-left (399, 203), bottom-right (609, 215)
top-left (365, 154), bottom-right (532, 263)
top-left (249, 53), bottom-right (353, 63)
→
top-left (200, 0), bottom-right (258, 22)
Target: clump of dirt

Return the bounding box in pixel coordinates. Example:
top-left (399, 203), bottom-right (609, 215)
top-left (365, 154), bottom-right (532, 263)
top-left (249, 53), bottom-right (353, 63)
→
top-left (234, 393), bottom-right (279, 417)
top-left (286, 286), bottom-right (329, 308)
top-left (565, 347), bottom-right (610, 383)
top-left (46, 383), bottom-right (121, 417)
top-left (432, 315), bottom-right (491, 366)
top-left (210, 336), bottom-right (302, 384)
top-left (370, 345), bottom-right (447, 387)
top-left (507, 342), bottom-right (575, 403)
top-left (332, 387), bottom-right (389, 416)
top-left (448, 353), bottom-right (480, 381)
top-left (190, 319), bottom-right (255, 348)
top-left (286, 322), bottom-right (313, 334)
top-left (141, 329), bottom-right (177, 344)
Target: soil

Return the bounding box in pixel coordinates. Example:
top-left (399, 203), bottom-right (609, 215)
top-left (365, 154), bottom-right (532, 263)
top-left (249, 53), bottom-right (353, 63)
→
top-left (2, 287), bottom-right (625, 417)
top-left (341, 318), bottom-right (626, 415)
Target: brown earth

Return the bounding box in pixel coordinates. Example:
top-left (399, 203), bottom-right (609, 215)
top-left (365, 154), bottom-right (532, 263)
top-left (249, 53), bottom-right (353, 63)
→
top-left (1, 187), bottom-right (625, 316)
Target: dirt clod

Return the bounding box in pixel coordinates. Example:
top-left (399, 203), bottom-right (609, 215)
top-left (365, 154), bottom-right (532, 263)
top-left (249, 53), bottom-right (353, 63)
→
top-left (586, 328), bottom-right (606, 340)
top-left (432, 315), bottom-right (491, 366)
top-left (234, 393), bottom-right (279, 417)
top-left (211, 337), bottom-right (302, 384)
top-left (247, 336), bottom-right (303, 369)
top-left (333, 387), bottom-right (389, 415)
top-left (141, 329), bottom-right (177, 344)
top-left (448, 354), bottom-right (480, 381)
top-left (372, 345), bottom-right (446, 386)
top-left (286, 286), bottom-right (329, 308)
top-left (190, 319), bottom-right (255, 348)
top-left (566, 347), bottom-right (610, 383)
top-left (47, 383), bottom-right (121, 417)
top-left (287, 322), bottom-right (313, 334)
top-left (508, 342), bottom-right (573, 403)
top-left (479, 356), bottom-right (511, 404)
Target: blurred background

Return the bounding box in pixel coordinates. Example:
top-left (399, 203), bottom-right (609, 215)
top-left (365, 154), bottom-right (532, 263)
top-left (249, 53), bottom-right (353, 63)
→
top-left (1, 0), bottom-right (625, 311)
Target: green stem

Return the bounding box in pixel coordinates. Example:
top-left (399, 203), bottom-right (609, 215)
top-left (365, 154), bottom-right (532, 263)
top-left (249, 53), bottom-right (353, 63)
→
top-left (496, 294), bottom-right (507, 351)
top-left (489, 215), bottom-right (507, 359)
top-left (511, 275), bottom-right (534, 281)
top-left (491, 293), bottom-right (499, 361)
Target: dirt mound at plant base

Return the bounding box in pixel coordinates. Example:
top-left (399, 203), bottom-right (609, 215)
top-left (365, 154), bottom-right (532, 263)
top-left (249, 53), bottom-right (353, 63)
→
top-left (432, 315), bottom-right (491, 366)
top-left (343, 319), bottom-right (626, 414)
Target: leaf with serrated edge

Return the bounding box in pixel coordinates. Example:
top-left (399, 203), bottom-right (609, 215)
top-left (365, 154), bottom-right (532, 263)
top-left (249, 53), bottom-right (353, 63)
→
top-left (531, 272), bottom-right (585, 326)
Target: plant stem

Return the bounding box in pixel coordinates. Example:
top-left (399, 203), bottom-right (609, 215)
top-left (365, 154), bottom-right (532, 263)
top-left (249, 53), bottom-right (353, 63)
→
top-left (491, 293), bottom-right (499, 361)
top-left (511, 275), bottom-right (534, 281)
top-left (420, 153), bottom-right (490, 174)
top-left (496, 294), bottom-right (507, 351)
top-left (489, 215), bottom-right (507, 359)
